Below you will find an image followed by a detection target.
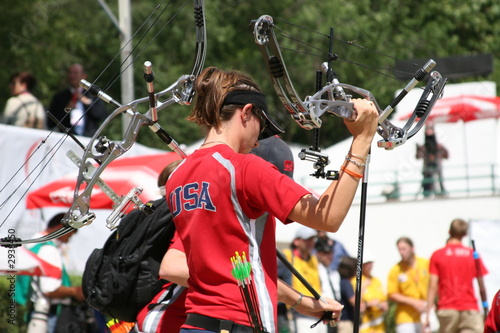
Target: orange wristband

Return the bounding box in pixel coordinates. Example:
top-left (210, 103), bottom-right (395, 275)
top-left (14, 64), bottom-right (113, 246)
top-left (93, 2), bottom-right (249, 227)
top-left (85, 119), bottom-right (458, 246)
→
top-left (340, 166), bottom-right (363, 179)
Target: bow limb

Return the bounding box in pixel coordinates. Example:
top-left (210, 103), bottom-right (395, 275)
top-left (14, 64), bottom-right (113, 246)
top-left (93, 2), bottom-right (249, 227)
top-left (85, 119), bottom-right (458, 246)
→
top-left (377, 70), bottom-right (447, 149)
top-left (191, 0), bottom-right (207, 79)
top-left (252, 15), bottom-right (322, 130)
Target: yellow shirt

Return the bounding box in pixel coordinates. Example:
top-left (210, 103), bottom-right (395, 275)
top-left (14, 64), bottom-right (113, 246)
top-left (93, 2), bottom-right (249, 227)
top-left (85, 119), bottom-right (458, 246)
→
top-left (387, 256), bottom-right (430, 324)
top-left (283, 248), bottom-right (321, 298)
top-left (352, 275), bottom-right (386, 333)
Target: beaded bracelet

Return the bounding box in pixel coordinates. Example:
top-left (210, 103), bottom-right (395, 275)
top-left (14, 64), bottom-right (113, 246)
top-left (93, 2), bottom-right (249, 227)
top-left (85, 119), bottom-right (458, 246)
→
top-left (290, 293), bottom-right (304, 310)
top-left (340, 166), bottom-right (363, 179)
top-left (348, 152), bottom-right (368, 161)
top-left (345, 155), bottom-right (366, 168)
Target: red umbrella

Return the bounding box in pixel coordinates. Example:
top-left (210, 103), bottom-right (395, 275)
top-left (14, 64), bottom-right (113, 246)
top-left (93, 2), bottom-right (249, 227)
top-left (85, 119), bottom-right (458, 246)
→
top-left (399, 94), bottom-right (500, 194)
top-left (399, 95), bottom-right (500, 123)
top-left (26, 152), bottom-right (182, 210)
top-left (0, 247), bottom-right (61, 278)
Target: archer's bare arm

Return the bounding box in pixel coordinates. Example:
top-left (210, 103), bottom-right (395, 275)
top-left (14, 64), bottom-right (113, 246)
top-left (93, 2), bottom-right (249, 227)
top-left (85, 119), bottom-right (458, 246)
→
top-left (159, 248), bottom-right (189, 287)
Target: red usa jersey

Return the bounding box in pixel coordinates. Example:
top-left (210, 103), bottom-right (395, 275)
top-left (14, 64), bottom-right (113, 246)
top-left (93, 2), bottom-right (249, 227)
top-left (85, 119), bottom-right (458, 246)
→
top-left (484, 289), bottom-right (500, 333)
top-left (166, 144), bottom-right (310, 333)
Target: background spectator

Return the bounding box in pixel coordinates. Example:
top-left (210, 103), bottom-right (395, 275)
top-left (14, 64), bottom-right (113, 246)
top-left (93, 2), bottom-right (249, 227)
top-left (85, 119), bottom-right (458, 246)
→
top-left (317, 230), bottom-right (350, 271)
top-left (2, 71), bottom-right (45, 129)
top-left (387, 237), bottom-right (430, 333)
top-left (416, 125), bottom-right (448, 197)
top-left (316, 237), bottom-right (360, 333)
top-left (425, 218), bottom-right (487, 333)
top-left (484, 289), bottom-right (500, 333)
top-left (48, 63), bottom-right (108, 136)
top-left (353, 251), bottom-right (388, 333)
top-left (283, 226), bottom-right (326, 333)
top-left (15, 213), bottom-right (85, 333)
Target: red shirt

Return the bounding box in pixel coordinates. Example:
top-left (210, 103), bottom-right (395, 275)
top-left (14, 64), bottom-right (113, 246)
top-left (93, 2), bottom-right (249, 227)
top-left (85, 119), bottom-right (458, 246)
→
top-left (484, 289), bottom-right (500, 333)
top-left (429, 243), bottom-right (488, 311)
top-left (166, 144), bottom-right (310, 333)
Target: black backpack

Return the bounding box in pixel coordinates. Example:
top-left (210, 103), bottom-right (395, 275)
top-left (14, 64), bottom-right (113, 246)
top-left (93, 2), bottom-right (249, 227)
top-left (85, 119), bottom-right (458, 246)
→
top-left (82, 197), bottom-right (175, 322)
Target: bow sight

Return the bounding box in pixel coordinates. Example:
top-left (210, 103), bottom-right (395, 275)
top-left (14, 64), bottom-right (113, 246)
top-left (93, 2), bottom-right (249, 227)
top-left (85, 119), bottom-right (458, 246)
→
top-left (251, 15), bottom-right (447, 178)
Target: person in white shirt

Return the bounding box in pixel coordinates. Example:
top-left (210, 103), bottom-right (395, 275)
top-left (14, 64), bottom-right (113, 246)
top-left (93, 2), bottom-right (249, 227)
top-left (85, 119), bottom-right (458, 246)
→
top-left (24, 213), bottom-right (83, 333)
top-left (2, 71), bottom-right (46, 129)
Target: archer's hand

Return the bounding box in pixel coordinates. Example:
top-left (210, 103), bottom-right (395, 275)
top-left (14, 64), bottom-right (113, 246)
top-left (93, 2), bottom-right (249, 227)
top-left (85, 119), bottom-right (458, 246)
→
top-left (294, 295), bottom-right (343, 324)
top-left (345, 98), bottom-right (379, 147)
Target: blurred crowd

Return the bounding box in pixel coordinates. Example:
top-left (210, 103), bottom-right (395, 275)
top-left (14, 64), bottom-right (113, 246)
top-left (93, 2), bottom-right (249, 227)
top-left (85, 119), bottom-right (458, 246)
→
top-left (1, 64), bottom-right (108, 136)
top-left (277, 218), bottom-right (492, 333)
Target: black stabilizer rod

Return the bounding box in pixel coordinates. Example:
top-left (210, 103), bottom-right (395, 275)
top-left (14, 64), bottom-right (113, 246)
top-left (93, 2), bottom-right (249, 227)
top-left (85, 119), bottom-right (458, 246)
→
top-left (143, 61), bottom-right (158, 122)
top-left (80, 80), bottom-right (121, 109)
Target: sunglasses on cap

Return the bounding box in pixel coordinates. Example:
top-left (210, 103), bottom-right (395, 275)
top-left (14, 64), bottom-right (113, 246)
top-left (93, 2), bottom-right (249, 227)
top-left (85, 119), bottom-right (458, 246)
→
top-left (252, 107), bottom-right (267, 134)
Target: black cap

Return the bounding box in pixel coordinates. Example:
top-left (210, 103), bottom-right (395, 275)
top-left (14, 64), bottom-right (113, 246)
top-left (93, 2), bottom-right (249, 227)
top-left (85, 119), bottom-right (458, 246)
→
top-left (315, 238), bottom-right (333, 253)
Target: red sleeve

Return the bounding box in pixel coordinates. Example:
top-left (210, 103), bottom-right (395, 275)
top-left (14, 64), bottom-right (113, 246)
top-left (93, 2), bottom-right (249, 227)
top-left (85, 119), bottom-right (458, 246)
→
top-left (169, 232), bottom-right (185, 253)
top-left (429, 251), bottom-right (439, 275)
top-left (476, 257), bottom-right (489, 277)
top-left (239, 155), bottom-right (310, 223)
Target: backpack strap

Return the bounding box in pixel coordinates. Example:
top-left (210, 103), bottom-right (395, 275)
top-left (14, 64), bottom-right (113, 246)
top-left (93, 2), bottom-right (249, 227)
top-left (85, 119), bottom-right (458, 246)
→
top-left (5, 100), bottom-right (35, 124)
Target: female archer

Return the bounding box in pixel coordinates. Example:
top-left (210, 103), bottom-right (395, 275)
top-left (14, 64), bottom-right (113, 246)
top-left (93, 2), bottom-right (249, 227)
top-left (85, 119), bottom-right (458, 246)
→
top-left (163, 66), bottom-right (379, 333)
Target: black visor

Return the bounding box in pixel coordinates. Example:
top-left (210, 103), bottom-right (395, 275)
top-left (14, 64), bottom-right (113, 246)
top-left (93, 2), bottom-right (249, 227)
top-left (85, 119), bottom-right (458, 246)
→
top-left (223, 90), bottom-right (284, 139)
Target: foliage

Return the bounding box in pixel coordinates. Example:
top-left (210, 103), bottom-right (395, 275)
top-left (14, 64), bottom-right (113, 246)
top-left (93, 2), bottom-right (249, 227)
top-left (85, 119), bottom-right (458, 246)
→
top-left (0, 273), bottom-right (83, 333)
top-left (0, 276), bottom-right (28, 333)
top-left (385, 301), bottom-right (397, 333)
top-left (1, 0), bottom-right (500, 149)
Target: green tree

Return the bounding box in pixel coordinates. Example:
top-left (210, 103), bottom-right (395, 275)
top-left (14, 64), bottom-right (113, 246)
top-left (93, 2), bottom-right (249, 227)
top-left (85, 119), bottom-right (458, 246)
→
top-left (1, 0), bottom-right (500, 149)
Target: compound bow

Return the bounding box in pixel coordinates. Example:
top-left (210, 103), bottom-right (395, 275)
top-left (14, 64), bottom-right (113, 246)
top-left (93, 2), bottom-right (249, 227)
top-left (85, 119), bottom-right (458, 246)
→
top-left (251, 15), bottom-right (447, 173)
top-left (0, 0), bottom-right (206, 248)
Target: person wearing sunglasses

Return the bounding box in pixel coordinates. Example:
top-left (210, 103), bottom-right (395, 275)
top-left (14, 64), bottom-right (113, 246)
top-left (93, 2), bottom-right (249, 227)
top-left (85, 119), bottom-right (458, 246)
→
top-left (164, 66), bottom-right (379, 333)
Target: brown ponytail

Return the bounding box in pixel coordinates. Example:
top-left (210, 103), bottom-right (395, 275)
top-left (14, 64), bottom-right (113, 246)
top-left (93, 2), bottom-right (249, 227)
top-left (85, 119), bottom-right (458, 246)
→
top-left (188, 67), bottom-right (261, 131)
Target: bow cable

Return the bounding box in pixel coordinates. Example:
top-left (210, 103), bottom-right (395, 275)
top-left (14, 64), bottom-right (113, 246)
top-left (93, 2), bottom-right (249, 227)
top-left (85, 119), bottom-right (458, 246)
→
top-left (272, 17), bottom-right (433, 85)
